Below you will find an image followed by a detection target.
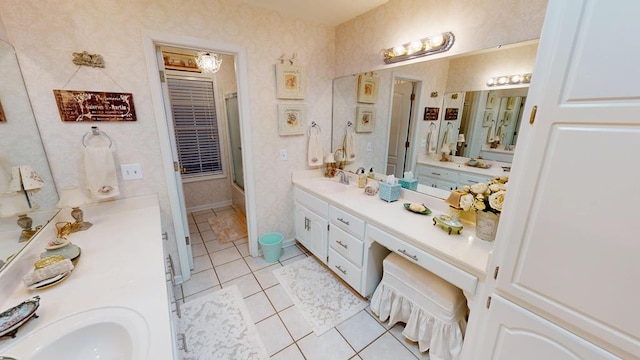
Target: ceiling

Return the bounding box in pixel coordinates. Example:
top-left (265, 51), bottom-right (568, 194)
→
top-left (238, 0), bottom-right (389, 26)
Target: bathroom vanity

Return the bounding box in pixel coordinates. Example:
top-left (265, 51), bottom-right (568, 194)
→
top-left (292, 171), bottom-right (493, 297)
top-left (415, 154), bottom-right (510, 191)
top-left (0, 195), bottom-right (177, 359)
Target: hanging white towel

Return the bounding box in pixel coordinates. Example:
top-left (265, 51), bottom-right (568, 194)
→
top-left (308, 133), bottom-right (323, 167)
top-left (486, 121), bottom-right (496, 143)
top-left (440, 127), bottom-right (451, 153)
top-left (344, 132), bottom-right (357, 162)
top-left (426, 130), bottom-right (433, 154)
top-left (84, 146), bottom-right (120, 200)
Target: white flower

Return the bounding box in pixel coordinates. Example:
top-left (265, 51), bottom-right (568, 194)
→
top-left (489, 183), bottom-right (505, 192)
top-left (470, 182), bottom-right (488, 195)
top-left (459, 194), bottom-right (474, 211)
top-left (489, 190), bottom-right (506, 212)
top-left (474, 198), bottom-right (486, 211)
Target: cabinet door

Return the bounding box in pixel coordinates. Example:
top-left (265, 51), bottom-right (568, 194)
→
top-left (477, 295), bottom-right (619, 359)
top-left (490, 0), bottom-right (640, 357)
top-left (293, 203), bottom-right (309, 249)
top-left (306, 209), bottom-right (328, 263)
top-left (435, 179), bottom-right (457, 191)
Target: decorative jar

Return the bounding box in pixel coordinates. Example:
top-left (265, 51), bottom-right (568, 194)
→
top-left (475, 210), bottom-right (500, 241)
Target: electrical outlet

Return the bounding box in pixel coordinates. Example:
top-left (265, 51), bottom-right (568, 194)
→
top-left (279, 149), bottom-right (288, 161)
top-left (421, 139), bottom-right (427, 147)
top-left (121, 163), bottom-right (143, 180)
top-left (366, 142), bottom-right (372, 152)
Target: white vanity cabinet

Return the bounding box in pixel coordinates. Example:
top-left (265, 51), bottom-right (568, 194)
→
top-left (416, 163), bottom-right (494, 191)
top-left (293, 187), bottom-right (329, 263)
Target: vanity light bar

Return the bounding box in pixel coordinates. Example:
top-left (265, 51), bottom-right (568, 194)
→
top-left (486, 73), bottom-right (532, 87)
top-left (382, 32), bottom-right (455, 64)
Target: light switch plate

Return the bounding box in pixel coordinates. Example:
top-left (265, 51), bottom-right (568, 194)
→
top-left (121, 163), bottom-right (143, 180)
top-left (279, 149), bottom-right (288, 161)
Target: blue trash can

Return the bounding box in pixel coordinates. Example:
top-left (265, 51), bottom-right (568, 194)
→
top-left (259, 232), bottom-right (283, 263)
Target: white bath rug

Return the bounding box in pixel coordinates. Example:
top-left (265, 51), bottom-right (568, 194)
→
top-left (178, 285), bottom-right (269, 360)
top-left (273, 256), bottom-right (368, 335)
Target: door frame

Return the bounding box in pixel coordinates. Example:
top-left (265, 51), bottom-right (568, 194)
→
top-left (142, 31), bottom-right (258, 281)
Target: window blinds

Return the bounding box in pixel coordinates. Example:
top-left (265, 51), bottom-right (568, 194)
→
top-left (167, 77), bottom-right (222, 177)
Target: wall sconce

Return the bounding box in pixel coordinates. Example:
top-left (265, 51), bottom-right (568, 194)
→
top-left (56, 186), bottom-right (92, 233)
top-left (195, 52), bottom-right (222, 74)
top-left (0, 192), bottom-right (37, 242)
top-left (382, 32), bottom-right (455, 64)
top-left (486, 73), bottom-right (532, 87)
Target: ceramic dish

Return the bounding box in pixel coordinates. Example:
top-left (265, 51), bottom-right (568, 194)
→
top-left (45, 237), bottom-right (70, 250)
top-left (40, 243), bottom-right (81, 262)
top-left (403, 203), bottom-right (432, 215)
top-left (433, 214), bottom-right (463, 235)
top-left (465, 160), bottom-right (492, 169)
top-left (0, 296), bottom-right (40, 338)
top-left (28, 272), bottom-right (71, 290)
top-left (34, 255), bottom-right (65, 269)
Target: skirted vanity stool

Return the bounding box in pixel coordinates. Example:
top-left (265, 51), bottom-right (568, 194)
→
top-left (370, 252), bottom-right (468, 360)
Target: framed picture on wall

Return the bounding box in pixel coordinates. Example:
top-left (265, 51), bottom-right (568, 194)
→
top-left (355, 106), bottom-right (376, 132)
top-left (485, 91), bottom-right (496, 109)
top-left (357, 74), bottom-right (379, 104)
top-left (483, 111), bottom-right (493, 127)
top-left (0, 101), bottom-right (6, 122)
top-left (163, 52), bottom-right (201, 72)
top-left (276, 64), bottom-right (306, 99)
top-left (503, 111), bottom-right (512, 126)
top-left (506, 96), bottom-right (516, 110)
top-left (278, 104), bottom-right (307, 136)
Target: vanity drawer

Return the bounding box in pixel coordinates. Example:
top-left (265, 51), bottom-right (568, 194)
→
top-left (328, 248), bottom-right (362, 291)
top-left (459, 173), bottom-right (493, 187)
top-left (329, 205), bottom-right (365, 238)
top-left (366, 224), bottom-right (478, 294)
top-left (294, 187), bottom-right (329, 217)
top-left (329, 225), bottom-right (364, 267)
top-left (416, 164), bottom-right (458, 183)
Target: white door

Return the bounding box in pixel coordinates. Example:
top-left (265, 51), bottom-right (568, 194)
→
top-left (478, 295), bottom-right (619, 359)
top-left (486, 0), bottom-right (640, 358)
top-left (156, 48), bottom-right (193, 272)
top-left (387, 81), bottom-right (414, 177)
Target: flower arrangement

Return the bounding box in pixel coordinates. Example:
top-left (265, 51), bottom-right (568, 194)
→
top-left (459, 176), bottom-right (508, 214)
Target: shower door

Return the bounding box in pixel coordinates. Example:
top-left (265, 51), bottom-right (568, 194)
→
top-left (225, 94), bottom-right (243, 190)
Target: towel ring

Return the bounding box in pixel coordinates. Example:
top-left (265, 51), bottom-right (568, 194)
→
top-left (346, 121), bottom-right (355, 133)
top-left (82, 126), bottom-right (113, 148)
top-left (308, 121), bottom-right (321, 136)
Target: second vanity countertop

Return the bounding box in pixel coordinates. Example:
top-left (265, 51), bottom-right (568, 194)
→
top-left (416, 154), bottom-right (511, 178)
top-left (0, 195), bottom-right (173, 359)
top-left (292, 171), bottom-right (494, 280)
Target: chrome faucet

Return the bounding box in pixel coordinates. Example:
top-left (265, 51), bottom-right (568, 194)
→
top-left (336, 170), bottom-right (350, 185)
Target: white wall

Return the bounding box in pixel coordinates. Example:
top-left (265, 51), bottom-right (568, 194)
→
top-left (0, 0), bottom-right (335, 276)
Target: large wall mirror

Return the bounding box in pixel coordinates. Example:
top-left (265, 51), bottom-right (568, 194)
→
top-left (0, 39), bottom-right (58, 271)
top-left (331, 40), bottom-right (537, 196)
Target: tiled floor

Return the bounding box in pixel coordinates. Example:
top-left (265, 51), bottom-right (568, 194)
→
top-left (178, 206), bottom-right (429, 359)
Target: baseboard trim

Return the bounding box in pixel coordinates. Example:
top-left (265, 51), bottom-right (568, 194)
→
top-left (187, 200), bottom-right (233, 213)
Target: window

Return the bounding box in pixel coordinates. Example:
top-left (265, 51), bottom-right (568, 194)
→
top-left (167, 77), bottom-right (223, 178)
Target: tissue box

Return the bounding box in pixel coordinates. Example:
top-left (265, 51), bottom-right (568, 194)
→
top-left (379, 182), bottom-right (401, 202)
top-left (398, 178), bottom-right (418, 191)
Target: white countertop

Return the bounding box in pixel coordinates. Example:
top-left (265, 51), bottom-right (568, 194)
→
top-left (292, 171), bottom-right (493, 279)
top-left (0, 195), bottom-right (173, 359)
top-left (416, 154), bottom-right (511, 178)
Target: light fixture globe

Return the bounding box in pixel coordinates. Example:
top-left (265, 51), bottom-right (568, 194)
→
top-left (195, 52), bottom-right (222, 74)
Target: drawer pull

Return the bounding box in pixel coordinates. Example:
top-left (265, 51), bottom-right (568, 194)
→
top-left (337, 217), bottom-right (350, 225)
top-left (335, 265), bottom-right (347, 275)
top-left (336, 240), bottom-right (348, 249)
top-left (398, 249), bottom-right (418, 262)
top-left (431, 172), bottom-right (441, 176)
top-left (175, 300), bottom-right (182, 319)
top-left (304, 217), bottom-right (310, 231)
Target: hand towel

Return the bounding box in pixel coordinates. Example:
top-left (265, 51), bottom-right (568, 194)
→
top-left (440, 127), bottom-right (451, 153)
top-left (364, 180), bottom-right (379, 196)
top-left (23, 258), bottom-right (74, 286)
top-left (487, 121), bottom-right (496, 143)
top-left (84, 146), bottom-right (120, 200)
top-left (344, 132), bottom-right (357, 161)
top-left (426, 130), bottom-right (433, 154)
top-left (308, 133), bottom-right (323, 167)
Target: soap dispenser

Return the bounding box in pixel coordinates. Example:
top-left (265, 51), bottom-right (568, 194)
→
top-left (357, 168), bottom-right (367, 188)
top-left (368, 168), bottom-right (375, 180)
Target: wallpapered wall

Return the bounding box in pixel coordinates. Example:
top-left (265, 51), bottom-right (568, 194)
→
top-left (334, 0), bottom-right (548, 77)
top-left (0, 0), bottom-right (548, 278)
top-left (0, 0), bottom-right (335, 277)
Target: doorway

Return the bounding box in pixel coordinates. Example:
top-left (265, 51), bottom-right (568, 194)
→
top-left (143, 33), bottom-right (257, 282)
top-left (387, 77), bottom-right (420, 178)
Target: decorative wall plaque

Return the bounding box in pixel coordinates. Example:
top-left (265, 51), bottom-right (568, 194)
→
top-left (423, 107), bottom-right (440, 121)
top-left (444, 108), bottom-right (459, 121)
top-left (53, 90), bottom-right (137, 122)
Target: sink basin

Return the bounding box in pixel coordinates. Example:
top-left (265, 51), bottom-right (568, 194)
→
top-left (311, 179), bottom-right (349, 192)
top-left (3, 307), bottom-right (149, 360)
